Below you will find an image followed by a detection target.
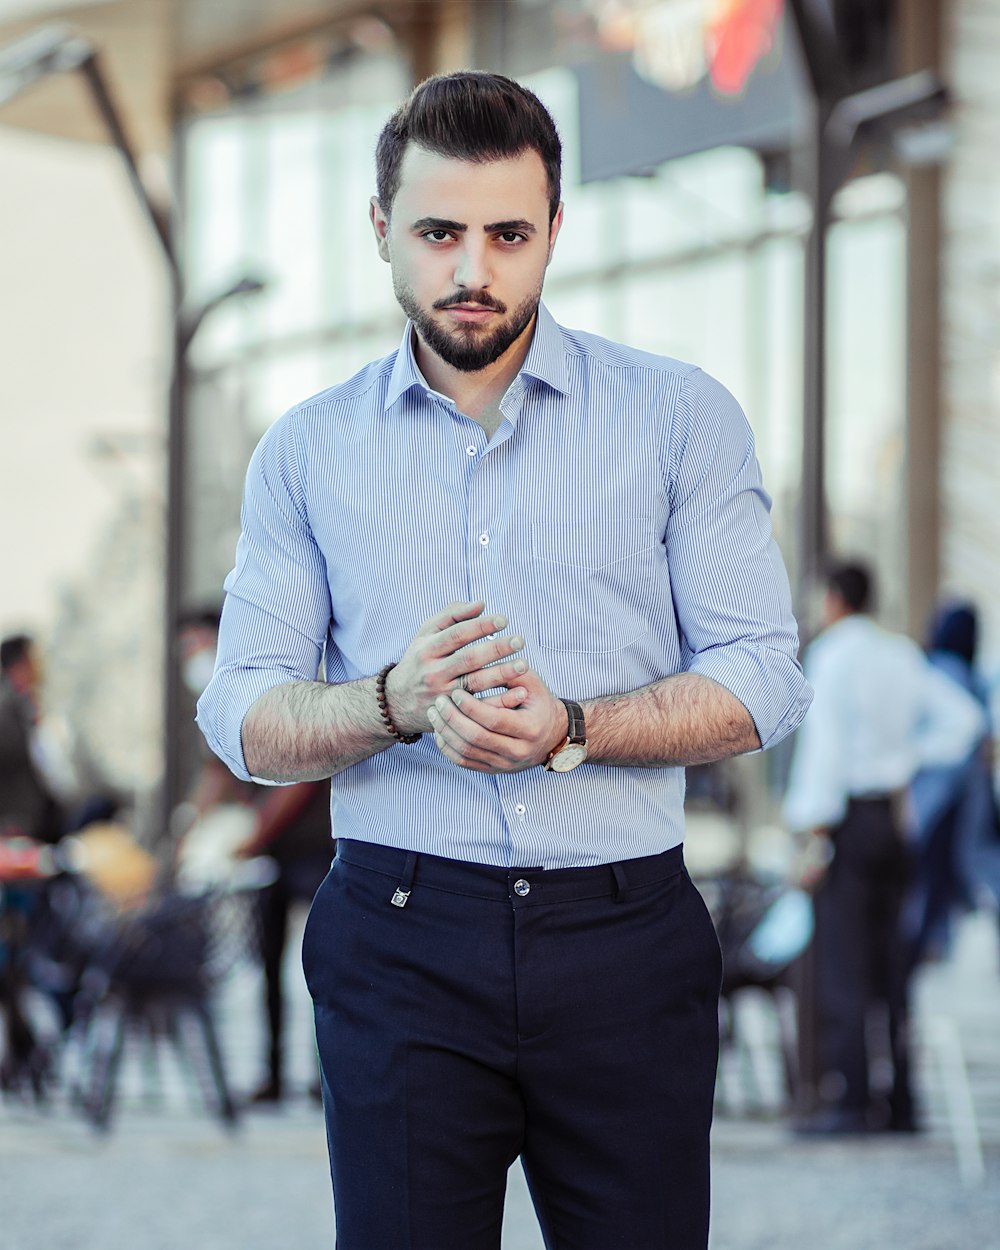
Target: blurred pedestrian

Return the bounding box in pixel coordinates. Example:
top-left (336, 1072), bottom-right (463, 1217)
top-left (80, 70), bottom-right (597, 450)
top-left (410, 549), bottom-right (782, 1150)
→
top-left (905, 601), bottom-right (1000, 967)
top-left (197, 71), bottom-right (811, 1249)
top-left (0, 634), bottom-right (63, 844)
top-left (175, 610), bottom-right (330, 1103)
top-left (783, 562), bottom-right (984, 1135)
top-left (233, 778), bottom-right (331, 1104)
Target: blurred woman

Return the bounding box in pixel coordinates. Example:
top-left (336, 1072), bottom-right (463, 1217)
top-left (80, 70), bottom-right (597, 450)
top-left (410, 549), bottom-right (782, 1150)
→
top-left (905, 602), bottom-right (1000, 967)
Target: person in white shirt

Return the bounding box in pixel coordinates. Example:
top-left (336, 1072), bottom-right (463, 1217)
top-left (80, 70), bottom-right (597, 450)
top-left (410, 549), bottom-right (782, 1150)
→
top-left (783, 561), bottom-right (984, 1135)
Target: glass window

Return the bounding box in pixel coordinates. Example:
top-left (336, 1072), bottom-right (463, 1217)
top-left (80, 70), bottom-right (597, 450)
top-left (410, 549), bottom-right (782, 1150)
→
top-left (826, 186), bottom-right (907, 623)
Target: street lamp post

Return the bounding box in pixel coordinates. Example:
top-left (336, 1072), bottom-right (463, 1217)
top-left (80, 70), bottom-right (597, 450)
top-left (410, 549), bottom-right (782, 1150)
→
top-left (162, 277), bottom-right (267, 838)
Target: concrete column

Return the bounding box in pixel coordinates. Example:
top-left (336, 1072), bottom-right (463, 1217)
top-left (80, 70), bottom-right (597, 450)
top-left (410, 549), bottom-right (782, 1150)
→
top-left (405, 0), bottom-right (474, 83)
top-left (898, 0), bottom-right (944, 640)
top-left (937, 0), bottom-right (1000, 660)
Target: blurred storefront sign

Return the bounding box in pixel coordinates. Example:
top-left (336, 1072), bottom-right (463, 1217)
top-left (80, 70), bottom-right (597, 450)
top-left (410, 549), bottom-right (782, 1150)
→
top-left (575, 1), bottom-right (809, 181)
top-left (585, 0), bottom-right (785, 96)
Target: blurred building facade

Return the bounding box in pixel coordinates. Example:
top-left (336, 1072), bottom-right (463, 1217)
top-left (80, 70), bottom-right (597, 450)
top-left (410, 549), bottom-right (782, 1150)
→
top-left (1, 0), bottom-right (998, 819)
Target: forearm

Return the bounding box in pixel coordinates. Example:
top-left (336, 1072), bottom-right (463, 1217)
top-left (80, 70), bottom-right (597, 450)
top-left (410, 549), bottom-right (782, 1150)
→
top-left (235, 602), bottom-right (524, 782)
top-left (584, 672), bottom-right (760, 767)
top-left (241, 677), bottom-right (395, 782)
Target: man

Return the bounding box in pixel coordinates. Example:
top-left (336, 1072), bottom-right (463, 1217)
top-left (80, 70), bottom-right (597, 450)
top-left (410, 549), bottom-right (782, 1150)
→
top-left (0, 634), bottom-right (62, 844)
top-left (234, 778), bottom-right (331, 1104)
top-left (783, 561), bottom-right (984, 1136)
top-left (176, 610), bottom-right (328, 1104)
top-left (198, 72), bottom-right (810, 1249)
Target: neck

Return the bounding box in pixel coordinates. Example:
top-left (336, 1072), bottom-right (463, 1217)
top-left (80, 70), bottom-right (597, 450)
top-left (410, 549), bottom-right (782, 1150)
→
top-left (414, 312), bottom-right (537, 422)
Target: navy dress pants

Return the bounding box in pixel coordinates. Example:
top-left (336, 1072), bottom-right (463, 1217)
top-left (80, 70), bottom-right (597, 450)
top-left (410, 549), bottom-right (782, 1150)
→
top-left (813, 797), bottom-right (914, 1127)
top-left (301, 839), bottom-right (722, 1250)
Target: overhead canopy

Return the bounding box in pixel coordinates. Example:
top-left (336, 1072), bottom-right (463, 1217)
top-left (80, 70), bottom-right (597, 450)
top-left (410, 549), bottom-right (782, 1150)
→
top-left (0, 0), bottom-right (410, 153)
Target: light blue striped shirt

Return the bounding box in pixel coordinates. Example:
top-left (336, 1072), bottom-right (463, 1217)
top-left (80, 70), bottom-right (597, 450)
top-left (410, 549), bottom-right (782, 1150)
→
top-left (197, 303), bottom-right (811, 868)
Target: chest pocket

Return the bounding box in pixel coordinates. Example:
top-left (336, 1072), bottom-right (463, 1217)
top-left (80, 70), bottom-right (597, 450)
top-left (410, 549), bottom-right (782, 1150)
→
top-left (530, 521), bottom-right (663, 653)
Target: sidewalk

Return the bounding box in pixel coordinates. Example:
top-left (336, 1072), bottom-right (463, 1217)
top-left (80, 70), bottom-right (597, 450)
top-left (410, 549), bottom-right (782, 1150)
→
top-left (708, 911), bottom-right (1000, 1250)
top-left (1, 906), bottom-right (998, 1250)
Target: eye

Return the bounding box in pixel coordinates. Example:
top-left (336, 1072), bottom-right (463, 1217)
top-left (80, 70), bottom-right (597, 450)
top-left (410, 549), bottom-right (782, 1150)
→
top-left (497, 231), bottom-right (526, 245)
top-left (422, 229), bottom-right (453, 243)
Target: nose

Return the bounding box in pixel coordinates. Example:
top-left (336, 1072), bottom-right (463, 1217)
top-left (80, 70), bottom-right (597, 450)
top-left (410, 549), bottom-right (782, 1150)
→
top-left (453, 239), bottom-right (491, 293)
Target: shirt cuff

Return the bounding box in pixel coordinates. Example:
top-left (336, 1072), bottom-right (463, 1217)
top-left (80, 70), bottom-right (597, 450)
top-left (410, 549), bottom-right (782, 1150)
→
top-left (196, 664), bottom-right (308, 784)
top-left (687, 645), bottom-right (813, 752)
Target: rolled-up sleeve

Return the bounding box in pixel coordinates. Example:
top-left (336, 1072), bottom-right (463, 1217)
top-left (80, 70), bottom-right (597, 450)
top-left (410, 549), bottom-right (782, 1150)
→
top-left (196, 412), bottom-right (332, 781)
top-left (664, 370), bottom-right (812, 750)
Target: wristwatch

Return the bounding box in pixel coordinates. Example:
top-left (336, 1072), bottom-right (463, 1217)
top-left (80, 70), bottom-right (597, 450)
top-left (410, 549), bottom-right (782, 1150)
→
top-left (544, 699), bottom-right (588, 772)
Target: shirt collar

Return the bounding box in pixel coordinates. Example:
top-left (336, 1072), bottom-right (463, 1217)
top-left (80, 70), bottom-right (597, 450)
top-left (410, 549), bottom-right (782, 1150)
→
top-left (383, 300), bottom-right (569, 413)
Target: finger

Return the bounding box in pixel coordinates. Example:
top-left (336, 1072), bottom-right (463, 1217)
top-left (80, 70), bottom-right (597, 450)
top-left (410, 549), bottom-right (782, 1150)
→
top-left (441, 688), bottom-right (532, 739)
top-left (431, 730), bottom-right (496, 773)
top-left (427, 701), bottom-right (497, 763)
top-left (503, 666), bottom-right (550, 699)
top-left (480, 687), bottom-right (528, 710)
top-left (463, 657), bottom-right (529, 694)
top-left (435, 614), bottom-right (515, 659)
top-left (416, 601), bottom-right (485, 638)
top-left (429, 703), bottom-right (526, 773)
top-left (445, 633), bottom-right (525, 682)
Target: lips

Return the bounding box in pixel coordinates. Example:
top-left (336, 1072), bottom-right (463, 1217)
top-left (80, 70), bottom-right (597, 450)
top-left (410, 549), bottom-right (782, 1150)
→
top-left (445, 305), bottom-right (497, 323)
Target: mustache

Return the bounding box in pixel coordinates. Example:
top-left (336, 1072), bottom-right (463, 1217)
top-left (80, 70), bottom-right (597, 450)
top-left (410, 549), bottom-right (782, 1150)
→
top-left (433, 290), bottom-right (507, 314)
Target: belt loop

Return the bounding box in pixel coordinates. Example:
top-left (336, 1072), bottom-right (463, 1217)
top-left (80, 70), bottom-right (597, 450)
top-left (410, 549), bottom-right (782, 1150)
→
top-left (611, 861), bottom-right (629, 903)
top-left (390, 851), bottom-right (418, 908)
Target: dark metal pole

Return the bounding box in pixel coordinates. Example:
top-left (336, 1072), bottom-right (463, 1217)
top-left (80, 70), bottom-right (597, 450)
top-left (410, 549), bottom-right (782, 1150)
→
top-left (78, 52), bottom-right (177, 276)
top-left (76, 46), bottom-right (183, 840)
top-left (163, 316), bottom-right (186, 838)
top-left (162, 275), bottom-right (268, 838)
top-left (798, 100), bottom-right (832, 600)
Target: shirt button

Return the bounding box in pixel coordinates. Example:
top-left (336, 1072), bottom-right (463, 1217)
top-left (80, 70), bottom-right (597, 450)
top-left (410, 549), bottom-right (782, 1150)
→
top-left (466, 445), bottom-right (477, 456)
top-left (479, 533), bottom-right (490, 546)
top-left (513, 879), bottom-right (531, 897)
top-left (514, 803), bottom-right (527, 816)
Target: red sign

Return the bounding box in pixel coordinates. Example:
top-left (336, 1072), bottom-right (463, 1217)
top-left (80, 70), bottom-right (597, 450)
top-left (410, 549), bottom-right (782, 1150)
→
top-left (707, 0), bottom-right (785, 96)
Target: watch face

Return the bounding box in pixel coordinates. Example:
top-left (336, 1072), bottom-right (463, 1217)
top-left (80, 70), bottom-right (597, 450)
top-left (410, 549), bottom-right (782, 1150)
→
top-left (547, 743), bottom-right (588, 772)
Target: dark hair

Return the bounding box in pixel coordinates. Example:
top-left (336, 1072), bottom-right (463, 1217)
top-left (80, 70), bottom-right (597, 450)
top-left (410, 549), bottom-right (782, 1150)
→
top-left (375, 71), bottom-right (562, 222)
top-left (177, 606), bottom-right (222, 633)
top-left (928, 600), bottom-right (978, 665)
top-left (0, 633), bottom-right (33, 673)
top-left (826, 561), bottom-right (872, 614)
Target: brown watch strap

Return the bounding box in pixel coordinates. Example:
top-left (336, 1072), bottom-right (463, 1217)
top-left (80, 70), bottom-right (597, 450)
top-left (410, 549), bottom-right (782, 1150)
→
top-left (560, 699), bottom-right (586, 744)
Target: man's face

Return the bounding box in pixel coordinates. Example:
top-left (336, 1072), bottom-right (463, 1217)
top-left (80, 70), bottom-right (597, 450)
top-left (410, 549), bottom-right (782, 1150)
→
top-left (371, 145), bottom-right (562, 374)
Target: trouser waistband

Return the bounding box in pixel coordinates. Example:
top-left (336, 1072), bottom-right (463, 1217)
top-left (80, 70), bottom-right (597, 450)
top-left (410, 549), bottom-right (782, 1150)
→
top-left (334, 839), bottom-right (685, 906)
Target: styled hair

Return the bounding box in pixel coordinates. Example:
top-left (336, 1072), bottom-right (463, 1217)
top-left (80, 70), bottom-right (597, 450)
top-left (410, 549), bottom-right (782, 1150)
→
top-left (375, 71), bottom-right (562, 222)
top-left (0, 633), bottom-right (33, 673)
top-left (826, 561), bottom-right (873, 614)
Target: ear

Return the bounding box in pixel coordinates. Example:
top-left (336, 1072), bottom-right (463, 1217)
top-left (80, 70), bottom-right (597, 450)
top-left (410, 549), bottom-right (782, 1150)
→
top-left (546, 202), bottom-right (564, 266)
top-left (370, 197), bottom-right (391, 263)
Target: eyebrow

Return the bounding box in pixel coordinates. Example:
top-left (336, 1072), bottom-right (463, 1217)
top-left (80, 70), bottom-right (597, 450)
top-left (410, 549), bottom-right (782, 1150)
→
top-left (410, 216), bottom-right (538, 235)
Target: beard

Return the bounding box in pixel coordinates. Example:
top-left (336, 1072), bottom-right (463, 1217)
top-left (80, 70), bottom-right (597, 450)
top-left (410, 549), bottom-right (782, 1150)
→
top-left (393, 278), bottom-right (542, 374)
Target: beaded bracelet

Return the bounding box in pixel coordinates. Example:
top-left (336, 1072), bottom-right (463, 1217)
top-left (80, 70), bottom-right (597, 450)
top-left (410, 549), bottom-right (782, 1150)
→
top-left (375, 663), bottom-right (422, 743)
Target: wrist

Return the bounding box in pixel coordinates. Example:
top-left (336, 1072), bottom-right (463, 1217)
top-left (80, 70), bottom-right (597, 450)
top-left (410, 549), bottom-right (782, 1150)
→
top-left (543, 698), bottom-right (589, 772)
top-left (376, 664), bottom-right (422, 743)
top-left (547, 699), bottom-right (571, 754)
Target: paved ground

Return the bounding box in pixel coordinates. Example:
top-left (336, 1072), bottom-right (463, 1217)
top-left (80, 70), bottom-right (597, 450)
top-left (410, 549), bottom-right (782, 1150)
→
top-left (2, 903), bottom-right (998, 1250)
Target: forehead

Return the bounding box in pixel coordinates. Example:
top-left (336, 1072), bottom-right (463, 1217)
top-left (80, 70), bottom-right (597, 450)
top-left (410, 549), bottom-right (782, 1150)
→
top-left (393, 144), bottom-right (550, 221)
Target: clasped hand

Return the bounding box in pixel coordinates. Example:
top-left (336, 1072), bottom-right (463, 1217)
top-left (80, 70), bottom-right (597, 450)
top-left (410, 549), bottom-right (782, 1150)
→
top-left (385, 601), bottom-right (567, 773)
